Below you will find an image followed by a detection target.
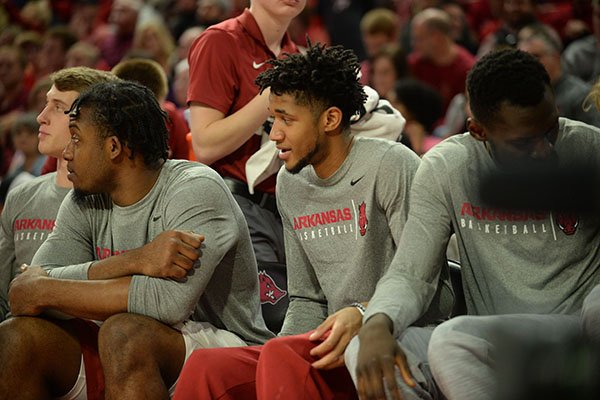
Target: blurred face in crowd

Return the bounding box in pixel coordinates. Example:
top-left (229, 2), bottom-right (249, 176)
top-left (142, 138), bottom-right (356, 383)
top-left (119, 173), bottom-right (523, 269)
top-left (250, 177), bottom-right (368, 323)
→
top-left (504, 0), bottom-right (536, 30)
top-left (371, 54), bottom-right (397, 99)
top-left (0, 47), bottom-right (24, 90)
top-left (251, 0), bottom-right (306, 21)
top-left (37, 85), bottom-right (80, 158)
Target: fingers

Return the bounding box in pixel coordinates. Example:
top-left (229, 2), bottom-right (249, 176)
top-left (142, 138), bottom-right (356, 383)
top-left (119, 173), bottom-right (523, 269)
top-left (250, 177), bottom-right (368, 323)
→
top-left (311, 335), bottom-right (349, 369)
top-left (395, 353), bottom-right (416, 388)
top-left (310, 322), bottom-right (342, 357)
top-left (309, 316), bottom-right (335, 342)
top-left (357, 361), bottom-right (387, 400)
top-left (178, 231), bottom-right (204, 249)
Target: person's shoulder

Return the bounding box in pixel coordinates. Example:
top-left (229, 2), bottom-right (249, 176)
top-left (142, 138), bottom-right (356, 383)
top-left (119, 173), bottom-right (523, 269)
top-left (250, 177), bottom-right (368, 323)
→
top-left (422, 132), bottom-right (479, 167)
top-left (5, 172), bottom-right (56, 202)
top-left (356, 137), bottom-right (420, 166)
top-left (559, 117), bottom-right (600, 140)
top-left (564, 35), bottom-right (597, 55)
top-left (163, 159), bottom-right (222, 183)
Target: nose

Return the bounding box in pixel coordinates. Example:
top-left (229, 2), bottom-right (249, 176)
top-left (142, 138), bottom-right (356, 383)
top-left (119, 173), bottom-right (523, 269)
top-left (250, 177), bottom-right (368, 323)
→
top-left (531, 136), bottom-right (555, 161)
top-left (37, 105), bottom-right (50, 125)
top-left (62, 140), bottom-right (74, 161)
top-left (268, 120), bottom-right (284, 142)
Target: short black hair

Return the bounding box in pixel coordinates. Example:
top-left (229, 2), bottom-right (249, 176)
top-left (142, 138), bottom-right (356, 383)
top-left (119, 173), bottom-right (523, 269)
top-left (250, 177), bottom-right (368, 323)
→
top-left (467, 49), bottom-right (550, 126)
top-left (69, 80), bottom-right (169, 169)
top-left (395, 79), bottom-right (443, 132)
top-left (255, 41), bottom-right (367, 130)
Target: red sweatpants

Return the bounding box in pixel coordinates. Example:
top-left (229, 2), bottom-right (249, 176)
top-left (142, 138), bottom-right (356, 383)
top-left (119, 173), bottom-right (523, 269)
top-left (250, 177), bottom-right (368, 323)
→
top-left (173, 332), bottom-right (358, 400)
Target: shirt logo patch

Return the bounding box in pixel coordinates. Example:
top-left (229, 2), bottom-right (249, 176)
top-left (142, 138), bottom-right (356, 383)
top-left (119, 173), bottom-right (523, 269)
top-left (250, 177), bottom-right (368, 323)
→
top-left (358, 201), bottom-right (368, 236)
top-left (350, 176), bottom-right (364, 186)
top-left (259, 271), bottom-right (287, 305)
top-left (555, 212), bottom-right (579, 235)
top-left (252, 61), bottom-right (267, 69)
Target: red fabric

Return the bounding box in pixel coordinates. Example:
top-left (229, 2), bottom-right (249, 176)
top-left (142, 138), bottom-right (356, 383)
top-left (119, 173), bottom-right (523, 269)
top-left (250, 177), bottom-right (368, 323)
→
top-left (408, 46), bottom-right (475, 112)
top-left (186, 9), bottom-right (299, 194)
top-left (41, 157), bottom-right (57, 175)
top-left (68, 319), bottom-right (104, 400)
top-left (173, 332), bottom-right (357, 400)
top-left (163, 101), bottom-right (190, 160)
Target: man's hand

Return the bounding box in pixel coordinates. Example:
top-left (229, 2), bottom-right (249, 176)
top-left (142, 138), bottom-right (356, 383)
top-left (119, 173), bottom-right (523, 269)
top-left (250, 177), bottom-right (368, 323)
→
top-left (308, 306), bottom-right (363, 370)
top-left (356, 314), bottom-right (416, 400)
top-left (8, 265), bottom-right (48, 316)
top-left (133, 230), bottom-right (205, 279)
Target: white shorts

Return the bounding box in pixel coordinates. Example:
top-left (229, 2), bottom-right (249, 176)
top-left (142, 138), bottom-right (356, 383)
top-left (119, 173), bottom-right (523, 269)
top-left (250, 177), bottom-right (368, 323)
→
top-left (56, 320), bottom-right (247, 400)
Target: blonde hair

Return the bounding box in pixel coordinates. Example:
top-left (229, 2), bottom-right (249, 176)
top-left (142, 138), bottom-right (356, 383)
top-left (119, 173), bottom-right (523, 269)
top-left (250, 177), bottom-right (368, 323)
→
top-left (583, 78), bottom-right (600, 112)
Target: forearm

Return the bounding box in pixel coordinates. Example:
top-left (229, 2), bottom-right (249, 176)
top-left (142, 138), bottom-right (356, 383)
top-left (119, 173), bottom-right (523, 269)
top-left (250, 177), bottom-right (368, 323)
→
top-left (87, 249), bottom-right (141, 280)
top-left (39, 276), bottom-right (131, 321)
top-left (190, 92), bottom-right (271, 164)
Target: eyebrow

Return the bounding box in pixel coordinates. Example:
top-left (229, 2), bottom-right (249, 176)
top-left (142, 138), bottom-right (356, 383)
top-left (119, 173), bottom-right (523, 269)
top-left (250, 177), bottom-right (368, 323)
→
top-left (273, 108), bottom-right (293, 116)
top-left (50, 98), bottom-right (69, 107)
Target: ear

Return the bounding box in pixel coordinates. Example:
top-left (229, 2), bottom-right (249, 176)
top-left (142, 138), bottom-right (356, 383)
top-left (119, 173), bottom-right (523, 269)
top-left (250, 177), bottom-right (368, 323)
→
top-left (321, 106), bottom-right (343, 134)
top-left (467, 117), bottom-right (487, 142)
top-left (105, 136), bottom-right (124, 161)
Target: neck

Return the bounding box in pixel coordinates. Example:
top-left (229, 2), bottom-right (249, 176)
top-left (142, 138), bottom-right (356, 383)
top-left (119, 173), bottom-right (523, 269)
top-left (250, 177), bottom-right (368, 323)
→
top-left (313, 133), bottom-right (354, 179)
top-left (110, 161), bottom-right (163, 207)
top-left (55, 158), bottom-right (73, 189)
top-left (249, 5), bottom-right (291, 56)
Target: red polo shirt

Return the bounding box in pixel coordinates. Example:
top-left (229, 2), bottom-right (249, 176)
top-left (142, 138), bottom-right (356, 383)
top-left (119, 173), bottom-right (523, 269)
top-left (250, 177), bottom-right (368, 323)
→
top-left (187, 9), bottom-right (298, 194)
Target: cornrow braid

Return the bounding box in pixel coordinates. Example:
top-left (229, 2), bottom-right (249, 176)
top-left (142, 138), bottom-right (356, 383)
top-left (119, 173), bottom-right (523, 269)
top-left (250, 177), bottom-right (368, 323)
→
top-left (69, 80), bottom-right (169, 169)
top-left (255, 41), bottom-right (367, 129)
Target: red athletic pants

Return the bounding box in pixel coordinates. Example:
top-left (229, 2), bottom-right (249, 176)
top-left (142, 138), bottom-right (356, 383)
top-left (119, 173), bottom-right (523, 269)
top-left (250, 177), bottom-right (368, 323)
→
top-left (172, 332), bottom-right (358, 400)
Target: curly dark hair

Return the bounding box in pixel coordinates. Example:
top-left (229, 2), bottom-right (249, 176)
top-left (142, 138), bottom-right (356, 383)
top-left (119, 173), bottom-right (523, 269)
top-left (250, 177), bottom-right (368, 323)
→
top-left (467, 49), bottom-right (550, 126)
top-left (68, 80), bottom-right (168, 169)
top-left (255, 41), bottom-right (367, 130)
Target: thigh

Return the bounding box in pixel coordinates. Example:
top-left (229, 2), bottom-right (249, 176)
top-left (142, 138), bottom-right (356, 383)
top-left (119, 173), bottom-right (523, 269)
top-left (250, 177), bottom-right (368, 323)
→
top-left (0, 316), bottom-right (82, 398)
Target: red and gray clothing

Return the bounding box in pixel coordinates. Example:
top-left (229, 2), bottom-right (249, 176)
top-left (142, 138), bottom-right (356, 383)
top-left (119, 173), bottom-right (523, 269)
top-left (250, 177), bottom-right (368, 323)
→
top-left (32, 160), bottom-right (273, 345)
top-left (187, 8), bottom-right (298, 194)
top-left (0, 172), bottom-right (70, 321)
top-left (173, 137), bottom-right (425, 400)
top-left (346, 118), bottom-right (600, 399)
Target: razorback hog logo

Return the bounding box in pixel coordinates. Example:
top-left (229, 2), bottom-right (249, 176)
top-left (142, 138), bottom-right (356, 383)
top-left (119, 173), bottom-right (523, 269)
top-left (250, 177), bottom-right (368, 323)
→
top-left (358, 201), bottom-right (368, 236)
top-left (259, 271), bottom-right (287, 305)
top-left (555, 212), bottom-right (579, 235)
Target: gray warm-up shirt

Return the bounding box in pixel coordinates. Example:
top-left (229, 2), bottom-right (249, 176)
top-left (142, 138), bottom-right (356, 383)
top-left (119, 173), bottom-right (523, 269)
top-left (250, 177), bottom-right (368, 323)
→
top-left (32, 160), bottom-right (273, 345)
top-left (0, 172), bottom-right (70, 321)
top-left (365, 118), bottom-right (600, 336)
top-left (277, 137), bottom-right (421, 335)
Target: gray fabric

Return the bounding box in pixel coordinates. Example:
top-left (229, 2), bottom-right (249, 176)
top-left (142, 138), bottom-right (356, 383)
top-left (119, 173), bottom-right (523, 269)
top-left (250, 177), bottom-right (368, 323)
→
top-left (32, 160), bottom-right (273, 345)
top-left (561, 35), bottom-right (600, 85)
top-left (554, 73), bottom-right (600, 127)
top-left (345, 327), bottom-right (439, 400)
top-left (276, 137), bottom-right (421, 336)
top-left (365, 118), bottom-right (600, 336)
top-left (428, 314), bottom-right (580, 400)
top-left (582, 284), bottom-right (600, 342)
top-left (0, 172), bottom-right (70, 321)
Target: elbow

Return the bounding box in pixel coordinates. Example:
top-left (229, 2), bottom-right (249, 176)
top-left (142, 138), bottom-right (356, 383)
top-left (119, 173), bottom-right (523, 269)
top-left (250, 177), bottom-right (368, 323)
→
top-left (191, 134), bottom-right (220, 165)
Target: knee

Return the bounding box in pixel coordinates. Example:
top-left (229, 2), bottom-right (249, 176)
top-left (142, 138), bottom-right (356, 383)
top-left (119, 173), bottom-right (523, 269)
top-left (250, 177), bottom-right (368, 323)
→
top-left (0, 317), bottom-right (46, 358)
top-left (98, 313), bottom-right (154, 371)
top-left (261, 334), bottom-right (313, 363)
top-left (428, 316), bottom-right (472, 367)
top-left (582, 286), bottom-right (600, 341)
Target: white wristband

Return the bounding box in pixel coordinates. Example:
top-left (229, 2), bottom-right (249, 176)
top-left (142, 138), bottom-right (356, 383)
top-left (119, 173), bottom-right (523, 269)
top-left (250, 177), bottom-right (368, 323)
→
top-left (351, 302), bottom-right (366, 316)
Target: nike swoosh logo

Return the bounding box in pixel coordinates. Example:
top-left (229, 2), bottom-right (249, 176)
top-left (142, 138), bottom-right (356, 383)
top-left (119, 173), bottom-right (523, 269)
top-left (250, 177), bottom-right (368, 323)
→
top-left (350, 176), bottom-right (364, 186)
top-left (253, 61), bottom-right (267, 69)
top-left (152, 215), bottom-right (161, 222)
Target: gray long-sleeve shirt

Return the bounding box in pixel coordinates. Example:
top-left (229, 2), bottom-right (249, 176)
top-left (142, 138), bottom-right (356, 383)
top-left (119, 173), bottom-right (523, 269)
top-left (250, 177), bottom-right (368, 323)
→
top-left (276, 137), bottom-right (422, 335)
top-left (0, 172), bottom-right (70, 321)
top-left (366, 118), bottom-right (600, 336)
top-left (32, 160), bottom-right (273, 345)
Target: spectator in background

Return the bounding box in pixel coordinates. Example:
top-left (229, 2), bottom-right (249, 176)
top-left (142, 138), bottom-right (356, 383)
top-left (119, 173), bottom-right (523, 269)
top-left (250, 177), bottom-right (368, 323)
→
top-left (112, 58), bottom-right (190, 160)
top-left (562, 0), bottom-right (600, 85)
top-left (409, 7), bottom-right (475, 112)
top-left (36, 26), bottom-right (78, 80)
top-left (68, 0), bottom-right (100, 41)
top-left (175, 26), bottom-right (204, 66)
top-left (519, 24), bottom-right (600, 127)
top-left (13, 31), bottom-right (42, 93)
top-left (440, 0), bottom-right (479, 55)
top-left (27, 77), bottom-right (52, 114)
top-left (0, 45), bottom-right (28, 116)
top-left (132, 20), bottom-right (176, 74)
top-left (477, 0), bottom-right (539, 57)
top-left (359, 7), bottom-right (399, 85)
top-left (173, 59), bottom-right (190, 110)
top-left (0, 112), bottom-right (46, 204)
top-left (93, 0), bottom-right (142, 68)
top-left (197, 0), bottom-right (232, 27)
top-left (369, 44), bottom-right (408, 103)
top-left (395, 79), bottom-right (444, 156)
top-left (65, 41), bottom-right (103, 69)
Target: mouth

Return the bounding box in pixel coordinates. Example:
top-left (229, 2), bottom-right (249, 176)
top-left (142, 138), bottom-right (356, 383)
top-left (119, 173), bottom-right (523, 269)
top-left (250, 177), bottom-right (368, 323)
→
top-left (277, 147), bottom-right (291, 161)
top-left (38, 130), bottom-right (49, 139)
